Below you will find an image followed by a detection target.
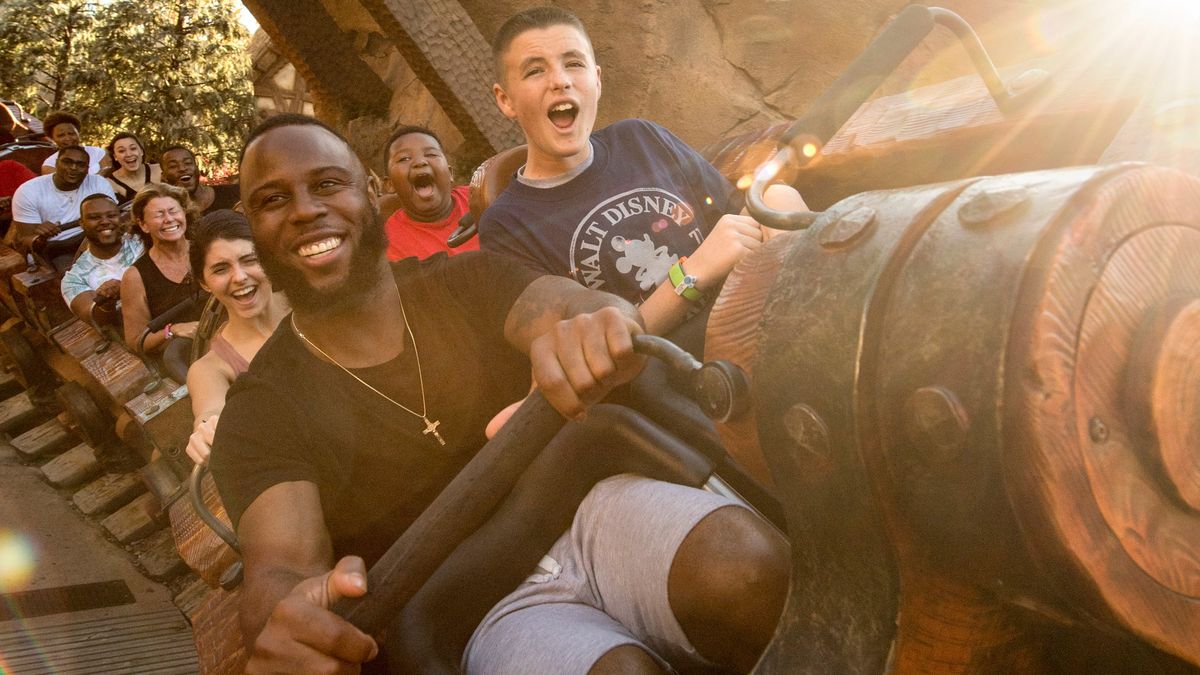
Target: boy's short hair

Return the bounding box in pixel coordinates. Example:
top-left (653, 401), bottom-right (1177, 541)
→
top-left (491, 6), bottom-right (591, 83)
top-left (239, 113), bottom-right (351, 167)
top-left (43, 111), bottom-right (82, 138)
top-left (383, 124), bottom-right (443, 167)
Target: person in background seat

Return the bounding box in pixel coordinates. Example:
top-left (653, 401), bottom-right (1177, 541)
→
top-left (10, 145), bottom-right (116, 269)
top-left (120, 182), bottom-right (205, 352)
top-left (382, 124), bottom-right (478, 261)
top-left (61, 193), bottom-right (144, 324)
top-left (104, 131), bottom-right (162, 206)
top-left (39, 110), bottom-right (108, 175)
top-left (479, 7), bottom-right (805, 354)
top-left (160, 145), bottom-right (239, 215)
top-left (0, 159), bottom-right (36, 239)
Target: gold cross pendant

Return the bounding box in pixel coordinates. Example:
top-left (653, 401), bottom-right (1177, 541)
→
top-left (423, 417), bottom-right (446, 446)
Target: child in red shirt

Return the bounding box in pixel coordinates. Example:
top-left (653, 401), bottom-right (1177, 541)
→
top-left (382, 125), bottom-right (479, 260)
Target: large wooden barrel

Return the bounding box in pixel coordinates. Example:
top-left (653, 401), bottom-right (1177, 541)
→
top-left (708, 164), bottom-right (1200, 672)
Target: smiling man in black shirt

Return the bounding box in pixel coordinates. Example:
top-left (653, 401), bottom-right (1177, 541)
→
top-left (211, 113), bottom-right (787, 675)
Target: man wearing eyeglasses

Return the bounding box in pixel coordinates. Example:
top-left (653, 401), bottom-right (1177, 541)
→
top-left (10, 145), bottom-right (115, 269)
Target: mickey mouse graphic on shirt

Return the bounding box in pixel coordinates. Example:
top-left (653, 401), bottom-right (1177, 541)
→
top-left (569, 187), bottom-right (703, 303)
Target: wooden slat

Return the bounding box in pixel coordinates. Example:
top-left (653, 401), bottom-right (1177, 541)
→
top-left (100, 492), bottom-right (163, 543)
top-left (135, 529), bottom-right (187, 581)
top-left (80, 348), bottom-right (153, 405)
top-left (51, 320), bottom-right (107, 361)
top-left (191, 586), bottom-right (247, 675)
top-left (11, 418), bottom-right (74, 459)
top-left (0, 391), bottom-right (47, 435)
top-left (73, 472), bottom-right (146, 516)
top-left (0, 370), bottom-right (22, 400)
top-left (39, 443), bottom-right (100, 487)
top-left (173, 577), bottom-right (213, 621)
top-left (704, 234), bottom-right (794, 487)
top-left (169, 471), bottom-right (239, 586)
top-left (0, 607), bottom-right (197, 674)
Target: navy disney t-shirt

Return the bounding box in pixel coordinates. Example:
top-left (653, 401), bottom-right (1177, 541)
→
top-left (478, 119), bottom-right (741, 305)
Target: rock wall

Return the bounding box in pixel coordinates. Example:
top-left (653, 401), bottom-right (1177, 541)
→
top-left (284, 0), bottom-right (1087, 177)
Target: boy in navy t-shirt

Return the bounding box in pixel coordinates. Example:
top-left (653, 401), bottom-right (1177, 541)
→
top-left (463, 8), bottom-right (793, 675)
top-left (479, 7), bottom-right (804, 339)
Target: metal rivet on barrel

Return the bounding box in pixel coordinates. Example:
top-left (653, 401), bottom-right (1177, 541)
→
top-left (957, 185), bottom-right (1030, 227)
top-left (1088, 416), bottom-right (1108, 443)
top-left (784, 403), bottom-right (831, 466)
top-left (903, 386), bottom-right (970, 463)
top-left (820, 206), bottom-right (877, 249)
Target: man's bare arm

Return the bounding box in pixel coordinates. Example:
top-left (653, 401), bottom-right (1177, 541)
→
top-left (502, 275), bottom-right (642, 352)
top-left (68, 291), bottom-right (97, 324)
top-left (237, 480), bottom-right (377, 671)
top-left (503, 276), bottom-right (646, 420)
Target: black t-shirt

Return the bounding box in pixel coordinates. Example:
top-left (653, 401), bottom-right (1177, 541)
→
top-left (205, 183), bottom-right (240, 215)
top-left (132, 253), bottom-right (205, 322)
top-left (210, 252), bottom-right (538, 565)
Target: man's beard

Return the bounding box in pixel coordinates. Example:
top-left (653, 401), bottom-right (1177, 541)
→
top-left (255, 208), bottom-right (389, 315)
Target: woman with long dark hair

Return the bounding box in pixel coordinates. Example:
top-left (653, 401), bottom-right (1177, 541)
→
top-left (184, 210), bottom-right (288, 463)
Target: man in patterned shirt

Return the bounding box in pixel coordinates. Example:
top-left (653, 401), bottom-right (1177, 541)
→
top-left (60, 193), bottom-right (144, 323)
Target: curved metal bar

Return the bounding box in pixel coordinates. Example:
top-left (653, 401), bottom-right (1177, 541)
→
top-left (86, 302), bottom-right (111, 354)
top-left (631, 334), bottom-right (701, 375)
top-left (447, 211), bottom-right (477, 249)
top-left (928, 8), bottom-right (1011, 106)
top-left (189, 463), bottom-right (242, 554)
top-left (745, 146), bottom-right (822, 230)
top-left (747, 6), bottom-right (1048, 229)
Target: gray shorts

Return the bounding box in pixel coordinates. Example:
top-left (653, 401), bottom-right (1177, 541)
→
top-left (462, 474), bottom-right (741, 675)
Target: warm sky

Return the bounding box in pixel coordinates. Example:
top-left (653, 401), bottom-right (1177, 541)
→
top-left (238, 4), bottom-right (259, 34)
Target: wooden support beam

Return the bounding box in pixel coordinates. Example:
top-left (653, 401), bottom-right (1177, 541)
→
top-left (40, 443), bottom-right (100, 487)
top-left (73, 472), bottom-right (146, 516)
top-left (102, 491), bottom-right (164, 543)
top-left (0, 392), bottom-right (47, 435)
top-left (242, 0), bottom-right (390, 121)
top-left (135, 529), bottom-right (187, 580)
top-left (0, 371), bottom-right (22, 400)
top-left (361, 0), bottom-right (524, 154)
top-left (11, 418), bottom-right (74, 459)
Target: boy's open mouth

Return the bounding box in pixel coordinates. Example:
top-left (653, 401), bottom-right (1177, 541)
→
top-left (411, 173), bottom-right (437, 200)
top-left (549, 102), bottom-right (578, 129)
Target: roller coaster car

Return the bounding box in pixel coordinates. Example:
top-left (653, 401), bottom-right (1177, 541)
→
top-left (12, 4), bottom-right (1200, 674)
top-left (0, 226), bottom-right (199, 481)
top-left (0, 99), bottom-right (44, 144)
top-left (384, 7), bottom-right (1200, 675)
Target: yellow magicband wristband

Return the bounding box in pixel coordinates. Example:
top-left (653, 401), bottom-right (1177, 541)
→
top-left (668, 258), bottom-right (706, 305)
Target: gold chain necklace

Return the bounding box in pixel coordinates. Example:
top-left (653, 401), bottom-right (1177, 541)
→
top-left (290, 298), bottom-right (445, 446)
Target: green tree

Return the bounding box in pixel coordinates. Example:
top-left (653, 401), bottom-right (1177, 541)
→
top-left (86, 0), bottom-right (256, 169)
top-left (0, 0), bottom-right (254, 171)
top-left (0, 0), bottom-right (100, 114)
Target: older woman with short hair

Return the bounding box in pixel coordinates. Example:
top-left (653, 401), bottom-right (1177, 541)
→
top-left (120, 183), bottom-right (206, 352)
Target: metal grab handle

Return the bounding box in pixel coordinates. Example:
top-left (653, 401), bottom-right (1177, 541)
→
top-left (747, 5), bottom-right (1050, 230)
top-left (447, 211), bottom-right (477, 249)
top-left (333, 334), bottom-right (751, 633)
top-left (189, 463), bottom-right (241, 554)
